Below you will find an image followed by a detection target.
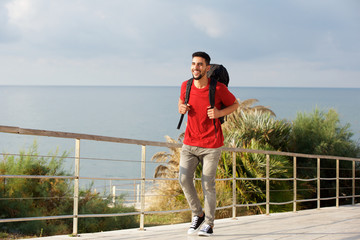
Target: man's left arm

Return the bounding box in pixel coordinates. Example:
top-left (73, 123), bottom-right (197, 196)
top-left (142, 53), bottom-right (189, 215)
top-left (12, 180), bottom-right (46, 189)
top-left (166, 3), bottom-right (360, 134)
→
top-left (207, 99), bottom-right (239, 120)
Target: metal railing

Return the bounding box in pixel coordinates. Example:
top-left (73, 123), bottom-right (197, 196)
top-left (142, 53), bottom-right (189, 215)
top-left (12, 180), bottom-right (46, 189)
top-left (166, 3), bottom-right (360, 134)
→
top-left (0, 125), bottom-right (359, 236)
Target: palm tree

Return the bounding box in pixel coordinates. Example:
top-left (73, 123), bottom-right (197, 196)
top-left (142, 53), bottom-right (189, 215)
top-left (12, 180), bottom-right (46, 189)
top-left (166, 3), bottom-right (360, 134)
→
top-left (236, 98), bottom-right (276, 116)
top-left (220, 104), bottom-right (293, 213)
top-left (219, 140), bottom-right (293, 214)
top-left (223, 108), bottom-right (291, 151)
top-left (152, 135), bottom-right (181, 179)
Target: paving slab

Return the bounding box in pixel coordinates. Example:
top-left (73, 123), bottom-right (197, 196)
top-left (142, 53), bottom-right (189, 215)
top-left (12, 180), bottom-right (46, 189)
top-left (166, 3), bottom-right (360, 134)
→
top-left (27, 204), bottom-right (360, 240)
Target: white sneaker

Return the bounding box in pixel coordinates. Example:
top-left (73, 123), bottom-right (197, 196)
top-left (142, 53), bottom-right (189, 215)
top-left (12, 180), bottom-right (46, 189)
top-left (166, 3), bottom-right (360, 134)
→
top-left (187, 214), bottom-right (205, 234)
top-left (198, 224), bottom-right (213, 237)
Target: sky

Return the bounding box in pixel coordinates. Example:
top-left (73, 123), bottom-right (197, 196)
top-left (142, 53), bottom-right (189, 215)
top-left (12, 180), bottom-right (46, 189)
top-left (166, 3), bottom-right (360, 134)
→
top-left (0, 0), bottom-right (359, 88)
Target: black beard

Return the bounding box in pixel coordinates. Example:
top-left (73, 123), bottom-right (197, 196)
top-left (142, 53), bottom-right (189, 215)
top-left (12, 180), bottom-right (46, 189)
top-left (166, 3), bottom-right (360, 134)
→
top-left (193, 74), bottom-right (203, 80)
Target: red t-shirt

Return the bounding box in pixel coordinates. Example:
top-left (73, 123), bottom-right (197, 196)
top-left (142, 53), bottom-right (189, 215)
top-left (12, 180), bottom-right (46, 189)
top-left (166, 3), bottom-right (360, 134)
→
top-left (180, 79), bottom-right (236, 148)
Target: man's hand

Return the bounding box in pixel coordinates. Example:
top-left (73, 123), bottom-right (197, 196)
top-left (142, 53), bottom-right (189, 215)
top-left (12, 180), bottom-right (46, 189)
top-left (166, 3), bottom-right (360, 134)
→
top-left (207, 100), bottom-right (239, 120)
top-left (207, 106), bottom-right (221, 119)
top-left (179, 103), bottom-right (191, 114)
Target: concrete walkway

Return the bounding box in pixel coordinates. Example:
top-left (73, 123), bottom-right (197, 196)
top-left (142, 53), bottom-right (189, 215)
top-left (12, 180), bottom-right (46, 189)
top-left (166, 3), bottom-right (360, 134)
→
top-left (28, 204), bottom-right (360, 240)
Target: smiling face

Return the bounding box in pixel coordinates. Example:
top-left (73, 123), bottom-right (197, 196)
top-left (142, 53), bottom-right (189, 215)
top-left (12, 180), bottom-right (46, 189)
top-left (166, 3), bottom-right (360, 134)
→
top-left (191, 56), bottom-right (210, 80)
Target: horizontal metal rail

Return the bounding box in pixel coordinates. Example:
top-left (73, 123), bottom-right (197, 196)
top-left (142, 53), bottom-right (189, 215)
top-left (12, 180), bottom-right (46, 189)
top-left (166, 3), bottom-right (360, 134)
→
top-left (0, 215), bottom-right (74, 223)
top-left (1, 125), bottom-right (358, 162)
top-left (296, 198), bottom-right (318, 203)
top-left (1, 175), bottom-right (75, 179)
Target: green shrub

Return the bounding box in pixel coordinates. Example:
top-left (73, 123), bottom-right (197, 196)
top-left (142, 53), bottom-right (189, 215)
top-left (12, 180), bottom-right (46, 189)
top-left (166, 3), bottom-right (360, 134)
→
top-left (289, 108), bottom-right (360, 207)
top-left (222, 109), bottom-right (294, 214)
top-left (289, 108), bottom-right (359, 157)
top-left (0, 142), bottom-right (72, 235)
top-left (78, 189), bottom-right (137, 233)
top-left (0, 142), bottom-right (138, 237)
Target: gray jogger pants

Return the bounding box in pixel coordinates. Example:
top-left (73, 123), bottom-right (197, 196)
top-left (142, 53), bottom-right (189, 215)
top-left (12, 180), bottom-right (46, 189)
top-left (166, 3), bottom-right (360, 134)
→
top-left (179, 144), bottom-right (221, 226)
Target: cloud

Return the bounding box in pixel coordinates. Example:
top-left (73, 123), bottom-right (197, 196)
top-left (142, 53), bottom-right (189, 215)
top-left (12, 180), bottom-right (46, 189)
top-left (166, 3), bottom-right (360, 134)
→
top-left (228, 57), bottom-right (360, 88)
top-left (190, 7), bottom-right (226, 38)
top-left (0, 0), bottom-right (359, 87)
top-left (6, 0), bottom-right (33, 27)
top-left (2, 1), bottom-right (193, 58)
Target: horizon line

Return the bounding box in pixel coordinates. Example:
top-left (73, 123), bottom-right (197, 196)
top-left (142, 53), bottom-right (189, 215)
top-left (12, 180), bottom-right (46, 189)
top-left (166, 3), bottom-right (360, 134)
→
top-left (1, 84), bottom-right (360, 89)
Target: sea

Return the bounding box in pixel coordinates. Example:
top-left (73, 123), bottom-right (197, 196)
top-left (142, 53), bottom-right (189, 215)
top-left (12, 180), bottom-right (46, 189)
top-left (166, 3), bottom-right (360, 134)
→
top-left (1, 86), bottom-right (359, 193)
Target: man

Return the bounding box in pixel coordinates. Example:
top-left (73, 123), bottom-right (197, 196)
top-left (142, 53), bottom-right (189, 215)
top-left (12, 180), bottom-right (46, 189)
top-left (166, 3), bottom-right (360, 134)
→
top-left (178, 51), bottom-right (239, 236)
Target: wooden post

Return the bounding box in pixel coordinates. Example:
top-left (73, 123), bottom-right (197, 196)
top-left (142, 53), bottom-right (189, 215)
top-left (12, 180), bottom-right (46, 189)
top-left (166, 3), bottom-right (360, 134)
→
top-left (232, 152), bottom-right (237, 219)
top-left (134, 180), bottom-right (137, 203)
top-left (353, 160), bottom-right (356, 205)
top-left (336, 159), bottom-right (339, 208)
top-left (139, 145), bottom-right (146, 230)
top-left (112, 185), bottom-right (116, 204)
top-left (293, 156), bottom-right (297, 212)
top-left (317, 158), bottom-right (321, 209)
top-left (137, 184), bottom-right (140, 203)
top-left (109, 180), bottom-right (112, 196)
top-left (72, 139), bottom-right (80, 236)
top-left (266, 154), bottom-right (270, 215)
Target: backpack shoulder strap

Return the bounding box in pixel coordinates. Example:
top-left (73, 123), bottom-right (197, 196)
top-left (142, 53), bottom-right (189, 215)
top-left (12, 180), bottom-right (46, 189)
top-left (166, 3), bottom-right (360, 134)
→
top-left (209, 78), bottom-right (219, 137)
top-left (184, 78), bottom-right (193, 104)
top-left (177, 78), bottom-right (193, 129)
top-left (209, 78), bottom-right (217, 108)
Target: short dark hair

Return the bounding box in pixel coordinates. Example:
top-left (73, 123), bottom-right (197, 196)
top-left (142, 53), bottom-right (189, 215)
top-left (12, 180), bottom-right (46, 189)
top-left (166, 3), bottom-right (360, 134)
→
top-left (192, 51), bottom-right (211, 65)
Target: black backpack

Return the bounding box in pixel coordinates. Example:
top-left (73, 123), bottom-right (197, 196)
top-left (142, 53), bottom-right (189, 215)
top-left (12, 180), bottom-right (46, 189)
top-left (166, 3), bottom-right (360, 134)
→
top-left (177, 64), bottom-right (230, 130)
